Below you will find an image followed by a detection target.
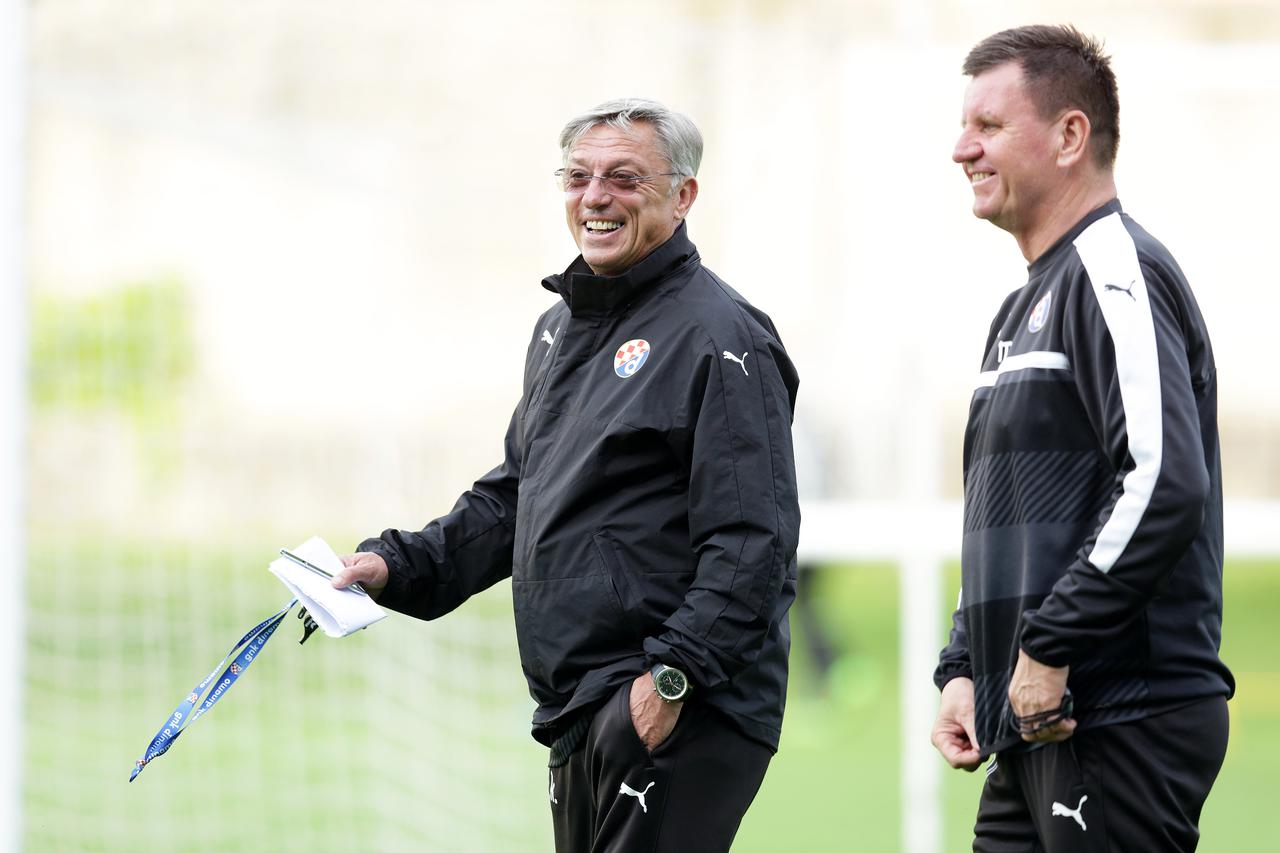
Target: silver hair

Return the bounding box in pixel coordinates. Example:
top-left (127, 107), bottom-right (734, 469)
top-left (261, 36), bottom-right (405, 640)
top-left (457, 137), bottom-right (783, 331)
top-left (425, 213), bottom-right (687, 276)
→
top-left (559, 98), bottom-right (703, 185)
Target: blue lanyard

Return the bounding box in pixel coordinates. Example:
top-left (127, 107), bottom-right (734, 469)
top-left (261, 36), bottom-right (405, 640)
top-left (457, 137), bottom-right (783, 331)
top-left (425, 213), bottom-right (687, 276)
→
top-left (129, 599), bottom-right (296, 782)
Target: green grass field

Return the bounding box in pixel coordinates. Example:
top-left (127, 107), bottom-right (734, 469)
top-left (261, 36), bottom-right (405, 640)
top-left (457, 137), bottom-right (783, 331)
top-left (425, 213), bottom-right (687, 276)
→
top-left (22, 540), bottom-right (1278, 851)
top-left (739, 560), bottom-right (1279, 852)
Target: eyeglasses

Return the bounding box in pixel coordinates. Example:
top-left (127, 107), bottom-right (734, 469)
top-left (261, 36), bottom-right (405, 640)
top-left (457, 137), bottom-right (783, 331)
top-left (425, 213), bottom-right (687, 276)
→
top-left (554, 168), bottom-right (683, 194)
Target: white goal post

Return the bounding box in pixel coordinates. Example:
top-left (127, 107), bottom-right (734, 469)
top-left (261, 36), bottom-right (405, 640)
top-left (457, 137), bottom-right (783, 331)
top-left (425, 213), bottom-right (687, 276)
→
top-left (1, 1), bottom-right (24, 851)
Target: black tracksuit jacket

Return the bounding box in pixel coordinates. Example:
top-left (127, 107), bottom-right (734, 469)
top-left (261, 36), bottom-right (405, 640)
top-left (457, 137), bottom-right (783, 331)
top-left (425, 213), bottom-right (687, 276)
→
top-left (935, 200), bottom-right (1234, 757)
top-left (361, 225), bottom-right (801, 750)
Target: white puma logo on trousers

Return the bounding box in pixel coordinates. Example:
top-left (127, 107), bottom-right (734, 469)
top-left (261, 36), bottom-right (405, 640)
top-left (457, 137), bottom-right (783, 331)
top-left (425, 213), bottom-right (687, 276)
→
top-left (619, 780), bottom-right (655, 813)
top-left (722, 350), bottom-right (749, 375)
top-left (1051, 794), bottom-right (1088, 831)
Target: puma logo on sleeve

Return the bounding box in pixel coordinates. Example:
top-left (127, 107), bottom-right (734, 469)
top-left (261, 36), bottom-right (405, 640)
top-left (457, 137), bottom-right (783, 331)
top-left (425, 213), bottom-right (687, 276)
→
top-left (722, 350), bottom-right (749, 376)
top-left (1104, 280), bottom-right (1136, 301)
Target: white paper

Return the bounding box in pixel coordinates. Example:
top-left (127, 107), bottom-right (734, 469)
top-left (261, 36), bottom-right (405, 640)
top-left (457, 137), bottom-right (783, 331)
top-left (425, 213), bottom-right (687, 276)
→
top-left (268, 536), bottom-right (387, 638)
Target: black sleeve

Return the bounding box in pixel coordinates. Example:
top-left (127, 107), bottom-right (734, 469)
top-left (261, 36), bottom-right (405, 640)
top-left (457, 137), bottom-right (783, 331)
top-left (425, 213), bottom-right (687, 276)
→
top-left (358, 406), bottom-right (521, 620)
top-left (934, 592), bottom-right (973, 690)
top-left (1020, 252), bottom-right (1210, 665)
top-left (935, 314), bottom-right (1003, 690)
top-left (642, 327), bottom-right (801, 691)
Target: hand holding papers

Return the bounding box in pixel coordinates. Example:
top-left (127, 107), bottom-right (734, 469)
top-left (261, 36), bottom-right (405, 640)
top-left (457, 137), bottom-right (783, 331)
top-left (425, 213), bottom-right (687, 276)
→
top-left (269, 536), bottom-right (387, 639)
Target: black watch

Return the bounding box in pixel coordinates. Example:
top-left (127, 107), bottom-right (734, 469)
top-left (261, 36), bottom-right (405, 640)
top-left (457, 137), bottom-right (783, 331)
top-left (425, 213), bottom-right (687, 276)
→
top-left (650, 663), bottom-right (692, 703)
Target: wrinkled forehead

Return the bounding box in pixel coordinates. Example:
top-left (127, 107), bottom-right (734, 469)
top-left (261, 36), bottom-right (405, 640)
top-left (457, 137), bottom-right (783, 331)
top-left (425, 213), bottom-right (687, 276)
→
top-left (566, 122), bottom-right (663, 169)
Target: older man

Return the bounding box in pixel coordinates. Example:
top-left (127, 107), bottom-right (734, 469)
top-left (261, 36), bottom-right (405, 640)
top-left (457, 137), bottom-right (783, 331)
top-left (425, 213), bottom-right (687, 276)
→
top-left (932, 26), bottom-right (1234, 852)
top-left (335, 99), bottom-right (800, 852)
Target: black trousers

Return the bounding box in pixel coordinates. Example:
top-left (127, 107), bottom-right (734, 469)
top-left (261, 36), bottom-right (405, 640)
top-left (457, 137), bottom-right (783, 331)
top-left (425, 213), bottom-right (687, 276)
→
top-left (549, 683), bottom-right (772, 852)
top-left (973, 695), bottom-right (1229, 852)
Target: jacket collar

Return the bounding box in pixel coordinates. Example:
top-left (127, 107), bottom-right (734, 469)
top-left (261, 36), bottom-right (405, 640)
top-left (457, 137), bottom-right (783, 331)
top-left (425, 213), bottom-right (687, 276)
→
top-left (1029, 198), bottom-right (1122, 276)
top-left (541, 223), bottom-right (698, 317)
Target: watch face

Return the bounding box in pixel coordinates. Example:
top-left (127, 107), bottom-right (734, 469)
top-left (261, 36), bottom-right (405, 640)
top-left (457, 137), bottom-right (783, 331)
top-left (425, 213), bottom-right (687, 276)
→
top-left (655, 667), bottom-right (687, 701)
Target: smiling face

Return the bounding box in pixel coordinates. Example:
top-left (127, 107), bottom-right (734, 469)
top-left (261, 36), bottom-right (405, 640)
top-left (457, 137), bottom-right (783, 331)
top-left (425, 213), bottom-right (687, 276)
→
top-left (953, 61), bottom-right (1064, 239)
top-left (563, 122), bottom-right (697, 277)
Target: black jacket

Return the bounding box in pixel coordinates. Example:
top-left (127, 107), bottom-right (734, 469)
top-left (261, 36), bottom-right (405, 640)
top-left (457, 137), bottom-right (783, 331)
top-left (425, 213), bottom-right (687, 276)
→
top-left (361, 225), bottom-right (801, 749)
top-left (935, 200), bottom-right (1234, 756)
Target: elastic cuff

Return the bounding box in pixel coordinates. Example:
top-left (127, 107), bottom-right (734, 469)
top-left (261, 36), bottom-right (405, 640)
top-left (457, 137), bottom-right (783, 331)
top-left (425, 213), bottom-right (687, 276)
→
top-left (1017, 609), bottom-right (1073, 668)
top-left (932, 667), bottom-right (973, 692)
top-left (1018, 638), bottom-right (1070, 669)
top-left (356, 539), bottom-right (411, 609)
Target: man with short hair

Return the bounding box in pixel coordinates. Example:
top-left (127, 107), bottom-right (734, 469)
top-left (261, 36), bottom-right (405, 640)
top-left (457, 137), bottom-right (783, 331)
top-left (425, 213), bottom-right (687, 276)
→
top-left (931, 25), bottom-right (1234, 852)
top-left (335, 98), bottom-right (800, 852)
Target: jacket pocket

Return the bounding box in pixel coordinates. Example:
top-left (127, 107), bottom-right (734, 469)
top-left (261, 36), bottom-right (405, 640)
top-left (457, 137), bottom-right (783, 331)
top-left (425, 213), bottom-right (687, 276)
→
top-left (512, 573), bottom-right (631, 695)
top-left (592, 531), bottom-right (649, 641)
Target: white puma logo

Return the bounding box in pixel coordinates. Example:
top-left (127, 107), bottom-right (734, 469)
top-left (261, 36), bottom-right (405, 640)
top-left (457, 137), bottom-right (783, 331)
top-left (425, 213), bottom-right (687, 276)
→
top-left (549, 770), bottom-right (558, 805)
top-left (722, 350), bottom-right (749, 376)
top-left (541, 330), bottom-right (555, 346)
top-left (1051, 794), bottom-right (1088, 831)
top-left (618, 780), bottom-right (655, 813)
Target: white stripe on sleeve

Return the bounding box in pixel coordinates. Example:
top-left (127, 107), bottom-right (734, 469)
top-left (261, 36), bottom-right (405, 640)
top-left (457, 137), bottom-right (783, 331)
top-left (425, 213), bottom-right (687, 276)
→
top-left (1072, 212), bottom-right (1163, 574)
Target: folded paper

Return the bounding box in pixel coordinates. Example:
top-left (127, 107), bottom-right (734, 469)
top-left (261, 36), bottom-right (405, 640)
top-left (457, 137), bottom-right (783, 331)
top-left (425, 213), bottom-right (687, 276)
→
top-left (269, 536), bottom-right (386, 638)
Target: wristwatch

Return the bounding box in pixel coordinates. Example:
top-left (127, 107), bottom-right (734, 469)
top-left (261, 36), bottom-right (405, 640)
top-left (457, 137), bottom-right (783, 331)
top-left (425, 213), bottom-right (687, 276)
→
top-left (650, 663), bottom-right (692, 703)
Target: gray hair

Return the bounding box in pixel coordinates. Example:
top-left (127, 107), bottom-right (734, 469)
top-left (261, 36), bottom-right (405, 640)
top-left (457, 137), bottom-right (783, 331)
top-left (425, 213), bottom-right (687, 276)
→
top-left (559, 98), bottom-right (703, 183)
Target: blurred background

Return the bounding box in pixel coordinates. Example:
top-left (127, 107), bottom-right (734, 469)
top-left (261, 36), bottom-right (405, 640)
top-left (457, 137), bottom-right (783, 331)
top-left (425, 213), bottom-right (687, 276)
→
top-left (5, 0), bottom-right (1279, 850)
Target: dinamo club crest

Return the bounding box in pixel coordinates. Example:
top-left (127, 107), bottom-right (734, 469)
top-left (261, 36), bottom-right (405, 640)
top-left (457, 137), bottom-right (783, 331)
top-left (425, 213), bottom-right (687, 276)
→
top-left (614, 339), bottom-right (651, 379)
top-left (1028, 291), bottom-right (1053, 333)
